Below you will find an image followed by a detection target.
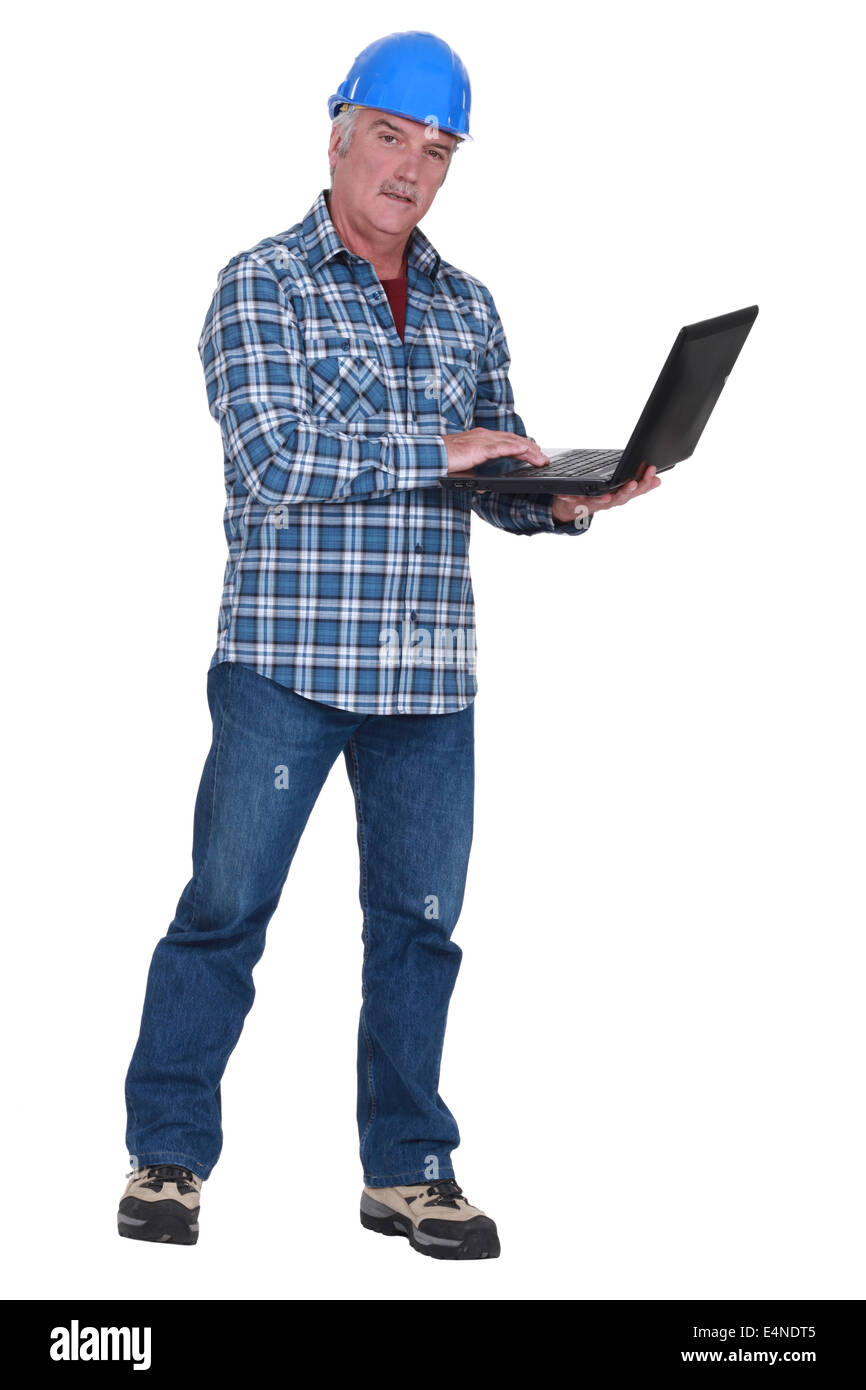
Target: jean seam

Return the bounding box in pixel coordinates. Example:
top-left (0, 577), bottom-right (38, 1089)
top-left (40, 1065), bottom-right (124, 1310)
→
top-left (347, 733), bottom-right (376, 1166)
top-left (130, 1150), bottom-right (209, 1177)
top-left (190, 662), bottom-right (232, 929)
top-left (363, 1168), bottom-right (456, 1187)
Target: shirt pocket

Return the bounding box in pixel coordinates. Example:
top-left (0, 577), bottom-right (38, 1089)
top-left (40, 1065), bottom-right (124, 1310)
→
top-left (436, 344), bottom-right (478, 431)
top-left (306, 336), bottom-right (387, 424)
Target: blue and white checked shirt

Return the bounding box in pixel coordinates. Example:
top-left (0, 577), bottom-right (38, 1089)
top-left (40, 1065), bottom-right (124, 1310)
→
top-left (198, 188), bottom-right (590, 715)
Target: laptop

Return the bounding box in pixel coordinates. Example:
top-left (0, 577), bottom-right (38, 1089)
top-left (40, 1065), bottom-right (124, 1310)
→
top-left (439, 305), bottom-right (759, 495)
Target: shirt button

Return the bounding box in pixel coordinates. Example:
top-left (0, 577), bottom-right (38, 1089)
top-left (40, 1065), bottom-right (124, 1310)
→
top-left (410, 609), bottom-right (418, 621)
top-left (415, 543), bottom-right (423, 552)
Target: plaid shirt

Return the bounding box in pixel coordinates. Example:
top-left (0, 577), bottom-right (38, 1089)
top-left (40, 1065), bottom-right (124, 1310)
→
top-left (198, 188), bottom-right (590, 715)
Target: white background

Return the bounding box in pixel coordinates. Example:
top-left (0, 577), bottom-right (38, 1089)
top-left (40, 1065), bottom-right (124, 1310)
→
top-left (3, 0), bottom-right (863, 1301)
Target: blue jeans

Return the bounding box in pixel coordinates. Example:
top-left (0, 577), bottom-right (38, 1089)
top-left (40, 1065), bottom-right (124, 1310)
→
top-left (124, 660), bottom-right (475, 1186)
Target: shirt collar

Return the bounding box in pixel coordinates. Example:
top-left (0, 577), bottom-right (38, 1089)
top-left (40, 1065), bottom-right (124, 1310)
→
top-left (301, 188), bottom-right (441, 283)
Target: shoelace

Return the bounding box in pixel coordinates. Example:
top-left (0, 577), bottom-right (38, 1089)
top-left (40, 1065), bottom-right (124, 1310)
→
top-left (421, 1178), bottom-right (467, 1209)
top-left (125, 1163), bottom-right (196, 1182)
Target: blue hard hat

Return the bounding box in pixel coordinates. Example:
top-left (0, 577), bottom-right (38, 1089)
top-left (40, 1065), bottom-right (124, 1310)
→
top-left (328, 30), bottom-right (472, 143)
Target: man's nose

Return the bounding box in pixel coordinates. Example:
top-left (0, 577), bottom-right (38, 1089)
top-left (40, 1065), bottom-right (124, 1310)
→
top-left (395, 150), bottom-right (422, 181)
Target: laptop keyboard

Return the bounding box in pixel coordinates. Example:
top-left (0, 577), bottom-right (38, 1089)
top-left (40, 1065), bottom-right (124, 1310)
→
top-left (506, 448), bottom-right (622, 479)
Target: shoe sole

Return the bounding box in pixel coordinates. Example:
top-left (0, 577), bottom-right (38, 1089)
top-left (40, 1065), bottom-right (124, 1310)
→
top-left (360, 1193), bottom-right (500, 1260)
top-left (118, 1197), bottom-right (199, 1245)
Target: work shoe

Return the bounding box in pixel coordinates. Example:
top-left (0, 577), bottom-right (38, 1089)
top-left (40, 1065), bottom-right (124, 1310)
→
top-left (117, 1163), bottom-right (202, 1245)
top-left (360, 1177), bottom-right (500, 1260)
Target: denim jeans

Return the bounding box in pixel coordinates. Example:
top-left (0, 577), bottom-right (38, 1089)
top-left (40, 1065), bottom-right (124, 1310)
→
top-left (124, 660), bottom-right (474, 1186)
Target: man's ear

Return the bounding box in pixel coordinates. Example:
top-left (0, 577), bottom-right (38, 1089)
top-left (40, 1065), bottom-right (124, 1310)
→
top-left (327, 126), bottom-right (342, 170)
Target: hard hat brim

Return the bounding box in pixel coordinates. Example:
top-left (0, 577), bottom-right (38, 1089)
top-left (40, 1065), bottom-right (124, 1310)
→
top-left (327, 95), bottom-right (472, 143)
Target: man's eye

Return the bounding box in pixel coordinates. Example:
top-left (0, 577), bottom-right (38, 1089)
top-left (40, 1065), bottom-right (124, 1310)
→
top-left (380, 133), bottom-right (443, 159)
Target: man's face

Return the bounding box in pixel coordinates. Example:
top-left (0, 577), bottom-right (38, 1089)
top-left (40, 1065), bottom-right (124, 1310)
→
top-left (329, 108), bottom-right (457, 230)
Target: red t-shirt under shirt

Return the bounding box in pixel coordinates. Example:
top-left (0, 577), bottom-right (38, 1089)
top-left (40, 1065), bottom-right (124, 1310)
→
top-left (380, 250), bottom-right (408, 341)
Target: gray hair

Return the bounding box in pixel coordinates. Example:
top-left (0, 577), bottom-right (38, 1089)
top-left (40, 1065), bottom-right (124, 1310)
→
top-left (329, 104), bottom-right (457, 187)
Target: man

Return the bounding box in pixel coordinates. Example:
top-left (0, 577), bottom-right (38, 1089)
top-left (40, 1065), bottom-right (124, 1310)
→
top-left (119, 29), bottom-right (659, 1261)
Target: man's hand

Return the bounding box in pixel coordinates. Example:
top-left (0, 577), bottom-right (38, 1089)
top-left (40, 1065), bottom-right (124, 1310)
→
top-left (551, 463), bottom-right (661, 524)
top-left (442, 432), bottom-right (661, 520)
top-left (443, 428), bottom-right (549, 474)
